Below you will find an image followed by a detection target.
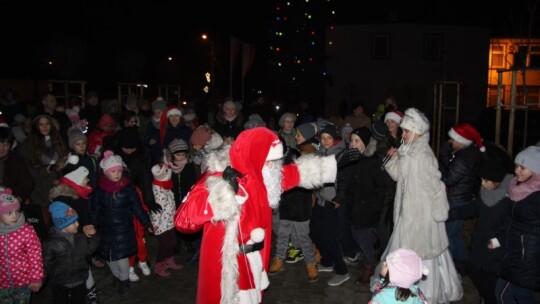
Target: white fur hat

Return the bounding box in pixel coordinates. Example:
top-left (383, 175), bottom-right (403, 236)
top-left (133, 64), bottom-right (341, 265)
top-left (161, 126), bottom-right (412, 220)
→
top-left (399, 108), bottom-right (430, 135)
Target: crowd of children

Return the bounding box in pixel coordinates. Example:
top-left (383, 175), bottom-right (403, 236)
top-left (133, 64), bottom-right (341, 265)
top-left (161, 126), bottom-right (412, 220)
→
top-left (0, 90), bottom-right (539, 304)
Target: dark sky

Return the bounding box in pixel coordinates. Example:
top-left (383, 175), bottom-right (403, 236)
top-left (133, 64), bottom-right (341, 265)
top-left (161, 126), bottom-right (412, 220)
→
top-left (0, 1), bottom-right (272, 97)
top-left (2, 1), bottom-right (539, 99)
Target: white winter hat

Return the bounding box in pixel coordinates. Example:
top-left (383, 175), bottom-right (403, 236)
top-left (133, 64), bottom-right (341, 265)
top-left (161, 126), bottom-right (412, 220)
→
top-left (399, 108), bottom-right (430, 135)
top-left (151, 163), bottom-right (172, 181)
top-left (99, 150), bottom-right (124, 174)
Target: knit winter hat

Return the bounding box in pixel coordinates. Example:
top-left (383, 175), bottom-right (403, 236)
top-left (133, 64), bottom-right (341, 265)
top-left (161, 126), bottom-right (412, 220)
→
top-left (190, 125), bottom-right (213, 147)
top-left (386, 248), bottom-right (429, 288)
top-left (384, 111), bottom-right (404, 124)
top-left (244, 114), bottom-right (266, 129)
top-left (151, 163), bottom-right (172, 181)
top-left (351, 127), bottom-right (372, 146)
top-left (151, 97), bottom-right (167, 111)
top-left (63, 166), bottom-right (89, 186)
top-left (448, 123), bottom-right (485, 152)
top-left (67, 127), bottom-right (87, 149)
top-left (49, 201), bottom-right (78, 230)
top-left (399, 108), bottom-right (430, 135)
top-left (0, 188), bottom-right (20, 215)
top-left (479, 160), bottom-right (507, 183)
top-left (515, 145), bottom-right (540, 174)
top-left (278, 112), bottom-right (297, 127)
top-left (100, 150), bottom-right (124, 174)
top-left (296, 123), bottom-right (316, 140)
top-left (319, 122), bottom-right (340, 139)
top-left (168, 139), bottom-right (189, 154)
top-left (371, 121), bottom-right (389, 140)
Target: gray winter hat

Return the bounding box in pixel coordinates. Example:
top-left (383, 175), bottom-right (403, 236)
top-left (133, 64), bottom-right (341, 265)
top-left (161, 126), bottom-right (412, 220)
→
top-left (296, 123), bottom-right (316, 140)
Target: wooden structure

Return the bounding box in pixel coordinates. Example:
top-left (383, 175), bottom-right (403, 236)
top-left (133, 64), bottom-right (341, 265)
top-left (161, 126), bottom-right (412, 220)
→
top-left (432, 81), bottom-right (461, 156)
top-left (158, 84), bottom-right (181, 104)
top-left (117, 82), bottom-right (147, 103)
top-left (47, 80), bottom-right (87, 107)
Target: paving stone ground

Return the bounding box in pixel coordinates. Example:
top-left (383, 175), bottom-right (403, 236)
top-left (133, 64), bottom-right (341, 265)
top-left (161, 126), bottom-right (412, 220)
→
top-left (31, 233), bottom-right (538, 304)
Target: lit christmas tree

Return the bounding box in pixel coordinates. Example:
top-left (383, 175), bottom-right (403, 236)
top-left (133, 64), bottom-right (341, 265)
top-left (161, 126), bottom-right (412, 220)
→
top-left (268, 0), bottom-right (337, 111)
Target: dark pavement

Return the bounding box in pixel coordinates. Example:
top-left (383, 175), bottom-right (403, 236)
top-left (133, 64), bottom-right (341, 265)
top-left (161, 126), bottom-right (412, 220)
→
top-left (30, 233), bottom-right (537, 304)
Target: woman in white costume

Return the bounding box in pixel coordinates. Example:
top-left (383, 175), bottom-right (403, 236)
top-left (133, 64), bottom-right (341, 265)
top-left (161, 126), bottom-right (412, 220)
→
top-left (370, 108), bottom-right (463, 303)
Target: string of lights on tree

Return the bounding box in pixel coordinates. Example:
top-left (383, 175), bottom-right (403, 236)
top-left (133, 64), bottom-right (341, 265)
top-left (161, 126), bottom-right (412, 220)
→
top-left (268, 0), bottom-right (336, 88)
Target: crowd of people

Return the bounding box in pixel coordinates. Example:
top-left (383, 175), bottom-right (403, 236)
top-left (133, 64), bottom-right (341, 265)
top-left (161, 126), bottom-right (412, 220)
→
top-left (0, 89), bottom-right (539, 304)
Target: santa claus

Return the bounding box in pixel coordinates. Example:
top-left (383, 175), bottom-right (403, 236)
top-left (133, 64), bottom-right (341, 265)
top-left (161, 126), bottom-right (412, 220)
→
top-left (175, 127), bottom-right (336, 303)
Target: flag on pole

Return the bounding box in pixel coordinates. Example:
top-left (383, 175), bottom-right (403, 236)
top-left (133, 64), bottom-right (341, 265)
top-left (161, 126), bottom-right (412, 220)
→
top-left (242, 42), bottom-right (257, 78)
top-left (230, 36), bottom-right (242, 74)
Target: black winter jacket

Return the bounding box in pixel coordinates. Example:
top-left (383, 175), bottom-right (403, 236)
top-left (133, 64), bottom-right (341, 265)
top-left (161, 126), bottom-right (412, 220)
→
top-left (336, 154), bottom-right (389, 228)
top-left (448, 196), bottom-right (510, 273)
top-left (499, 190), bottom-right (540, 290)
top-left (90, 182), bottom-right (151, 261)
top-left (439, 142), bottom-right (483, 202)
top-left (42, 228), bottom-right (100, 286)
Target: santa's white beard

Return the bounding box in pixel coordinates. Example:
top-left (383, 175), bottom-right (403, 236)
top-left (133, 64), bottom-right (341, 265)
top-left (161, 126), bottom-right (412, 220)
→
top-left (262, 161), bottom-right (283, 209)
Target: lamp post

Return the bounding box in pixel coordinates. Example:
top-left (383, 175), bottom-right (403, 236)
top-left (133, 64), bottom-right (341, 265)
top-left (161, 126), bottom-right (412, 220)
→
top-left (201, 34), bottom-right (215, 94)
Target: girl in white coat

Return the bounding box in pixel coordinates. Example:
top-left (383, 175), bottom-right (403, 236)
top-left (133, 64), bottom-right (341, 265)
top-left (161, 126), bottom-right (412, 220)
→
top-left (370, 108), bottom-right (463, 303)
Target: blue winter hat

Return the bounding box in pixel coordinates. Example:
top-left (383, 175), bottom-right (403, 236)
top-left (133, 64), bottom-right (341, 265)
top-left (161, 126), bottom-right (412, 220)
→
top-left (49, 201), bottom-right (78, 230)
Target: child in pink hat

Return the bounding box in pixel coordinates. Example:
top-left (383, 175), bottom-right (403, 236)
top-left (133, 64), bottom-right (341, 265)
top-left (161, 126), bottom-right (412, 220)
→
top-left (0, 188), bottom-right (43, 302)
top-left (370, 248), bottom-right (428, 304)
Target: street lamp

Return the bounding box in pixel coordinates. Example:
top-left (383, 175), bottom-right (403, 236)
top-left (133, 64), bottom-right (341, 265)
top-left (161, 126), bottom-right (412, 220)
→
top-left (201, 34), bottom-right (215, 94)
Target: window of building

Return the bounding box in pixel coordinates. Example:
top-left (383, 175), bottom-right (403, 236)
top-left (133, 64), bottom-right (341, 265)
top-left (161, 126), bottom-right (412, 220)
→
top-left (490, 44), bottom-right (505, 68)
top-left (372, 34), bottom-right (390, 59)
top-left (423, 34), bottom-right (442, 60)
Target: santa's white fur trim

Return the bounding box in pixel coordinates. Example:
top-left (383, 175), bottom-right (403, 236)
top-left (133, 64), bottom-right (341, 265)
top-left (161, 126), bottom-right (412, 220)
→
top-left (250, 228), bottom-right (265, 244)
top-left (205, 132), bottom-right (224, 151)
top-left (220, 210), bottom-right (241, 303)
top-left (295, 154), bottom-right (337, 188)
top-left (206, 174), bottom-right (241, 303)
top-left (207, 176), bottom-right (239, 221)
top-left (238, 251), bottom-right (269, 304)
top-left (205, 144), bottom-right (231, 173)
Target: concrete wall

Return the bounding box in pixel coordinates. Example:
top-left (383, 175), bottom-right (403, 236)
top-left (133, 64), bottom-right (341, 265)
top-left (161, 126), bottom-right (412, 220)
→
top-left (325, 24), bottom-right (490, 124)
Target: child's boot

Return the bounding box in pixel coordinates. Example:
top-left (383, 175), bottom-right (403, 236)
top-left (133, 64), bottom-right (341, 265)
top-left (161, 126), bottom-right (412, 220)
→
top-left (306, 263), bottom-right (319, 283)
top-left (118, 279), bottom-right (131, 296)
top-left (164, 257), bottom-right (183, 270)
top-left (154, 261), bottom-right (171, 278)
top-left (268, 258), bottom-right (284, 275)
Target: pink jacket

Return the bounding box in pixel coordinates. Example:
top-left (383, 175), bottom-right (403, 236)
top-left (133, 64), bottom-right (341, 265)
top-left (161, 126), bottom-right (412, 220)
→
top-left (0, 223), bottom-right (44, 289)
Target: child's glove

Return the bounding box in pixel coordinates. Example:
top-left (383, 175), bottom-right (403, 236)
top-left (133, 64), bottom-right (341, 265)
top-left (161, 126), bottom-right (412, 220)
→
top-left (337, 148), bottom-right (361, 170)
top-left (145, 200), bottom-right (163, 213)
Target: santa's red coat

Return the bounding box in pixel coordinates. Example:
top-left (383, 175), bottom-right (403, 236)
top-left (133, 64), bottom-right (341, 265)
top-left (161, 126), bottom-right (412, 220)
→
top-left (175, 128), bottom-right (300, 304)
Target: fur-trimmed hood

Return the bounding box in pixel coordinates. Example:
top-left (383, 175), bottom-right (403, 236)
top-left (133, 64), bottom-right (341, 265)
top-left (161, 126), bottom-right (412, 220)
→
top-left (49, 184), bottom-right (79, 201)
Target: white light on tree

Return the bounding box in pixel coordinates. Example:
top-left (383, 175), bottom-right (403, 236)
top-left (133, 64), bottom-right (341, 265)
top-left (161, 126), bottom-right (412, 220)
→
top-left (205, 72), bottom-right (211, 83)
top-left (203, 86), bottom-right (209, 93)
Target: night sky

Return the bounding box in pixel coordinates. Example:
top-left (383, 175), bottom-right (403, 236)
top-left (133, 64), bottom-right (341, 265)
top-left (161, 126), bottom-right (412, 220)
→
top-left (1, 1), bottom-right (539, 100)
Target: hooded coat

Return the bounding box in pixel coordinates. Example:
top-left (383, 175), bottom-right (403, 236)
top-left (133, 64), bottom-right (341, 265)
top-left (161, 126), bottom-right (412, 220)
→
top-left (175, 127), bottom-right (336, 304)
